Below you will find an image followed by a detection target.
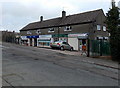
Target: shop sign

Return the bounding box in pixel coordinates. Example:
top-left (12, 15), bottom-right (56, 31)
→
top-left (68, 33), bottom-right (88, 38)
top-left (38, 38), bottom-right (51, 40)
top-left (97, 37), bottom-right (103, 40)
top-left (52, 34), bottom-right (68, 37)
top-left (104, 37), bottom-right (109, 40)
top-left (78, 36), bottom-right (88, 39)
top-left (21, 36), bottom-right (27, 40)
top-left (27, 35), bottom-right (39, 38)
top-left (38, 39), bottom-right (51, 42)
top-left (39, 35), bottom-right (52, 38)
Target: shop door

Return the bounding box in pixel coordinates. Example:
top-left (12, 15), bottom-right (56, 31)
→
top-left (79, 39), bottom-right (87, 51)
top-left (34, 38), bottom-right (37, 47)
top-left (79, 40), bottom-right (82, 51)
top-left (30, 38), bottom-right (32, 46)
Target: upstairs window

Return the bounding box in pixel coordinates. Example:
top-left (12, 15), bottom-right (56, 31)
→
top-left (48, 28), bottom-right (54, 33)
top-left (103, 26), bottom-right (106, 31)
top-left (27, 31), bottom-right (32, 34)
top-left (36, 29), bottom-right (41, 34)
top-left (64, 26), bottom-right (72, 31)
top-left (97, 25), bottom-right (101, 30)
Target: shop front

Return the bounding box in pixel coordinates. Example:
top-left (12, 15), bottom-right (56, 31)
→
top-left (37, 35), bottom-right (52, 47)
top-left (68, 33), bottom-right (88, 51)
top-left (52, 34), bottom-right (68, 42)
top-left (21, 36), bottom-right (28, 45)
top-left (27, 35), bottom-right (39, 47)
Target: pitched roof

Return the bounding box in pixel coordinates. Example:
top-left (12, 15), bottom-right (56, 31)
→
top-left (20, 9), bottom-right (104, 31)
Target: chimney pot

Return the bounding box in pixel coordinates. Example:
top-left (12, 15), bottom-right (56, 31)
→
top-left (40, 16), bottom-right (43, 22)
top-left (62, 11), bottom-right (66, 18)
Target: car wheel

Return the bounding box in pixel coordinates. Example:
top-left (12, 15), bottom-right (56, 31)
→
top-left (51, 46), bottom-right (54, 49)
top-left (60, 46), bottom-right (64, 50)
top-left (70, 47), bottom-right (73, 51)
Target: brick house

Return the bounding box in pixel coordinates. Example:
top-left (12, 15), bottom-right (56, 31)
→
top-left (20, 9), bottom-right (109, 52)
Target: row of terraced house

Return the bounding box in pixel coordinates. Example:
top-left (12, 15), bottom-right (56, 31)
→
top-left (20, 9), bottom-right (109, 57)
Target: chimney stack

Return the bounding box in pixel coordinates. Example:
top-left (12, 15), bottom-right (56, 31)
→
top-left (62, 11), bottom-right (66, 18)
top-left (111, 0), bottom-right (115, 8)
top-left (40, 16), bottom-right (43, 22)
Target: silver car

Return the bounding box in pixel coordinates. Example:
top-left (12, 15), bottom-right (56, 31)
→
top-left (50, 41), bottom-right (73, 51)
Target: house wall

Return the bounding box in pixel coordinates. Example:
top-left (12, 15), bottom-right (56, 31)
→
top-left (28, 38), bottom-right (30, 46)
top-left (20, 10), bottom-right (109, 50)
top-left (94, 11), bottom-right (109, 39)
top-left (20, 24), bottom-right (90, 36)
top-left (59, 24), bottom-right (90, 34)
top-left (21, 21), bottom-right (109, 41)
top-left (20, 24), bottom-right (91, 49)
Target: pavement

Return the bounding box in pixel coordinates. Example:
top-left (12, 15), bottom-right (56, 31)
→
top-left (36, 46), bottom-right (119, 80)
top-left (38, 46), bottom-right (119, 70)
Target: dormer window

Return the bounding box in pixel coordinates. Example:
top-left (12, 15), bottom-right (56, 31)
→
top-left (36, 29), bottom-right (41, 34)
top-left (103, 26), bottom-right (106, 31)
top-left (27, 31), bottom-right (32, 34)
top-left (97, 25), bottom-right (101, 30)
top-left (64, 26), bottom-right (72, 31)
top-left (48, 28), bottom-right (54, 33)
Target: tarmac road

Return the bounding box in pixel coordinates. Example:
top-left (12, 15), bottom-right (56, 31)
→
top-left (1, 43), bottom-right (119, 86)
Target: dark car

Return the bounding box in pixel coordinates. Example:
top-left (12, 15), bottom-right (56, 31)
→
top-left (50, 41), bottom-right (73, 51)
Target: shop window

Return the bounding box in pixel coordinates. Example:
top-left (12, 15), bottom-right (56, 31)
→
top-left (103, 26), bottom-right (106, 31)
top-left (64, 26), bottom-right (72, 31)
top-left (36, 29), bottom-right (41, 34)
top-left (48, 28), bottom-right (54, 33)
top-left (27, 31), bottom-right (32, 34)
top-left (54, 38), bottom-right (59, 42)
top-left (82, 39), bottom-right (86, 45)
top-left (97, 25), bottom-right (101, 30)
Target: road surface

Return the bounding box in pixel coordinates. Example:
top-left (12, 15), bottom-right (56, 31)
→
top-left (1, 43), bottom-right (118, 86)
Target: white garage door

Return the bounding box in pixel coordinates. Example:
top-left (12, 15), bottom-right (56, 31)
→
top-left (68, 38), bottom-right (79, 50)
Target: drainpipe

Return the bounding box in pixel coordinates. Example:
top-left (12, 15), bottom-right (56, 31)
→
top-left (87, 38), bottom-right (90, 57)
top-left (58, 27), bottom-right (60, 41)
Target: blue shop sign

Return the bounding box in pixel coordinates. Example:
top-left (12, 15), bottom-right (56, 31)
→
top-left (27, 35), bottom-right (39, 38)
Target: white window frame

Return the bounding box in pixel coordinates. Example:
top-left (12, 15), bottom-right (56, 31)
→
top-left (36, 29), bottom-right (41, 34)
top-left (27, 31), bottom-right (32, 34)
top-left (97, 25), bottom-right (101, 31)
top-left (48, 28), bottom-right (55, 33)
top-left (64, 26), bottom-right (72, 31)
top-left (103, 26), bottom-right (106, 31)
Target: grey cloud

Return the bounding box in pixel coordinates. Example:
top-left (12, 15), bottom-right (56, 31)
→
top-left (1, 0), bottom-right (113, 32)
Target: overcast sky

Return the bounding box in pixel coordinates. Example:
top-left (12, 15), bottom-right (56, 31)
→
top-left (0, 0), bottom-right (119, 32)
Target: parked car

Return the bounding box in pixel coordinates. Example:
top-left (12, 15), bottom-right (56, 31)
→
top-left (50, 41), bottom-right (73, 51)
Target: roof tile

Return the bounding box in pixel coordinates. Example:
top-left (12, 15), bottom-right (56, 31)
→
top-left (20, 9), bottom-right (103, 31)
